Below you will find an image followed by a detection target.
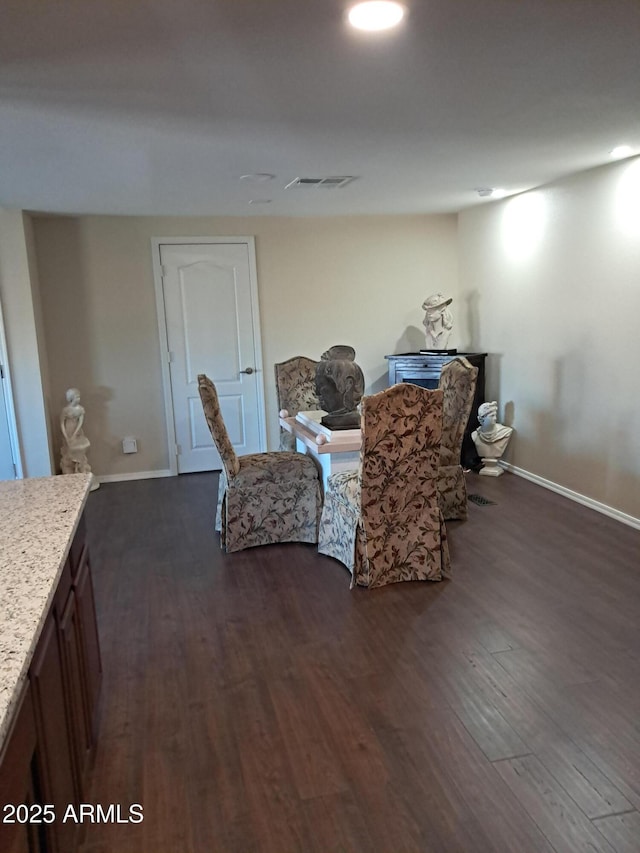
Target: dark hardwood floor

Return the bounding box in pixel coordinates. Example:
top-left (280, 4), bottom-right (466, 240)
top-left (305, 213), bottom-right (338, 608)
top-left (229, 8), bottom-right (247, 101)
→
top-left (78, 471), bottom-right (640, 853)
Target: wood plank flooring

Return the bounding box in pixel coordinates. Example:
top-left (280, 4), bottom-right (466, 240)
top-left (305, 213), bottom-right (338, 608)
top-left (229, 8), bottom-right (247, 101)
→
top-left (78, 471), bottom-right (640, 853)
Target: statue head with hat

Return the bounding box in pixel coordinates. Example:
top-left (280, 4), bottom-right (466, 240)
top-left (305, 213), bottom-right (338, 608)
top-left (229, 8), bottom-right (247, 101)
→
top-left (422, 292), bottom-right (453, 314)
top-left (422, 292), bottom-right (454, 350)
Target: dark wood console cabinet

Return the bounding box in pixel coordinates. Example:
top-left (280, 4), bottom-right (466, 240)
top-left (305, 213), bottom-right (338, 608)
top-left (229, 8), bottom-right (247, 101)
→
top-left (385, 352), bottom-right (487, 469)
top-left (0, 514), bottom-right (101, 853)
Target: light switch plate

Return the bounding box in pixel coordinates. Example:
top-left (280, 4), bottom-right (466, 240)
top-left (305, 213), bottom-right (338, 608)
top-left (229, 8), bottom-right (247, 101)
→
top-left (122, 437), bottom-right (137, 454)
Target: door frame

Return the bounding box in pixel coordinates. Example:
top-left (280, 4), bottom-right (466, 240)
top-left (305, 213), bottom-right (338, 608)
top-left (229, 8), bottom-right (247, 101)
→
top-left (151, 236), bottom-right (267, 477)
top-left (0, 294), bottom-right (22, 478)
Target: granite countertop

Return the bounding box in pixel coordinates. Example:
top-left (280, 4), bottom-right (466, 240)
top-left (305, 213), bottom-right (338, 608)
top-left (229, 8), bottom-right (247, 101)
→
top-left (0, 473), bottom-right (92, 750)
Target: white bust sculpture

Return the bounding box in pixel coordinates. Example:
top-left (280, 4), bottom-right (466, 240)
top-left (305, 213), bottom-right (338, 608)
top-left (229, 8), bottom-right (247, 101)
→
top-left (422, 293), bottom-right (453, 350)
top-left (60, 388), bottom-right (99, 489)
top-left (471, 401), bottom-right (513, 477)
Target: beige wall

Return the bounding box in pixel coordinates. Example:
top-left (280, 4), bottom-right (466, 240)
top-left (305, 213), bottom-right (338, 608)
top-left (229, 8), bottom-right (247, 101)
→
top-left (458, 156), bottom-right (640, 521)
top-left (32, 213), bottom-right (458, 477)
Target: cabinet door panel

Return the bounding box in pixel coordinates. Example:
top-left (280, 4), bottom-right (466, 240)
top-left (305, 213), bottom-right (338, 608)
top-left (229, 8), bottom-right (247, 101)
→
top-left (6, 826), bottom-right (31, 853)
top-left (69, 514), bottom-right (87, 578)
top-left (0, 685), bottom-right (49, 853)
top-left (59, 590), bottom-right (92, 795)
top-left (30, 615), bottom-right (78, 853)
top-left (75, 552), bottom-right (102, 742)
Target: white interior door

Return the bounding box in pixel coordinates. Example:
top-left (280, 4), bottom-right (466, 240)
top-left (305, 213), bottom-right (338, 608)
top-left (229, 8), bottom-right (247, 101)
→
top-left (0, 297), bottom-right (19, 481)
top-left (0, 366), bottom-right (17, 480)
top-left (158, 241), bottom-right (265, 474)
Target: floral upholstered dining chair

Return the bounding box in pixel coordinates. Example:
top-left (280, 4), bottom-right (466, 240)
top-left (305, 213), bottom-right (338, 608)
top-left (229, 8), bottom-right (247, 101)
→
top-left (274, 356), bottom-right (320, 450)
top-left (318, 383), bottom-right (451, 589)
top-left (198, 374), bottom-right (322, 553)
top-left (437, 356), bottom-right (478, 521)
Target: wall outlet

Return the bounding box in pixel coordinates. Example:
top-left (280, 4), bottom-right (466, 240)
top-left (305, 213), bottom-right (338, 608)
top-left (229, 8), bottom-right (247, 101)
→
top-left (122, 437), bottom-right (138, 454)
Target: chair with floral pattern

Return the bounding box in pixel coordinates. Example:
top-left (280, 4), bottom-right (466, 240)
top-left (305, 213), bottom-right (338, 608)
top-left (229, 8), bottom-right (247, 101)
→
top-left (437, 356), bottom-right (478, 521)
top-left (274, 356), bottom-right (321, 450)
top-left (198, 374), bottom-right (322, 552)
top-left (318, 383), bottom-right (451, 588)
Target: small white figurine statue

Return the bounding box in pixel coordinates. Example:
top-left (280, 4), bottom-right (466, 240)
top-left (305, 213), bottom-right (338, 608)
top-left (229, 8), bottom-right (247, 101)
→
top-left (422, 293), bottom-right (454, 350)
top-left (471, 401), bottom-right (513, 477)
top-left (60, 388), bottom-right (99, 490)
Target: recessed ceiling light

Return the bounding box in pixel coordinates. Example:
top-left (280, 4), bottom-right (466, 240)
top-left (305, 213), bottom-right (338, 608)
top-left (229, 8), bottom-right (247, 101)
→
top-left (347, 1), bottom-right (405, 32)
top-left (248, 198), bottom-right (272, 205)
top-left (239, 173), bottom-right (275, 183)
top-left (610, 145), bottom-right (633, 160)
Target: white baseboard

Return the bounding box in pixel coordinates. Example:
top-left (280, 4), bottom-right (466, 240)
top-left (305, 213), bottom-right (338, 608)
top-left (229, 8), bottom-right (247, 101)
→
top-left (501, 462), bottom-right (640, 531)
top-left (97, 469), bottom-right (173, 484)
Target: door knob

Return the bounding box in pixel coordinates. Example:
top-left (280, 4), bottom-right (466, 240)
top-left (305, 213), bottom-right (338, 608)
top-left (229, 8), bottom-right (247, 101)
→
top-left (240, 367), bottom-right (254, 375)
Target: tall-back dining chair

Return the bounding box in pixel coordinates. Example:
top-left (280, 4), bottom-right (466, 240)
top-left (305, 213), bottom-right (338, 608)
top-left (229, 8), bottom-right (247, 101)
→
top-left (274, 356), bottom-right (321, 450)
top-left (437, 356), bottom-right (479, 520)
top-left (318, 383), bottom-right (450, 588)
top-left (198, 374), bottom-right (322, 552)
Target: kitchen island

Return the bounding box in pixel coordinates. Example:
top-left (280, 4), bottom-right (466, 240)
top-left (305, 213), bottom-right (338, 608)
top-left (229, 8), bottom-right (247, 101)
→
top-left (0, 473), bottom-right (101, 853)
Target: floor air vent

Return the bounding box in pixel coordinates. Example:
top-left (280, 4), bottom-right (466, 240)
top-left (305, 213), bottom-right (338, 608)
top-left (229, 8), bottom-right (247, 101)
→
top-left (468, 494), bottom-right (497, 506)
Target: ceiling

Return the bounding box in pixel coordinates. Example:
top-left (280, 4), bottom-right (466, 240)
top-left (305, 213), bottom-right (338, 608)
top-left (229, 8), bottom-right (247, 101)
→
top-left (1, 0), bottom-right (640, 218)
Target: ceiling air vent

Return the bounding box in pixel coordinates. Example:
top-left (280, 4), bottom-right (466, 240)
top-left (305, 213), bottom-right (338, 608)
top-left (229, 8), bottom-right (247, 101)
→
top-left (285, 176), bottom-right (356, 190)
